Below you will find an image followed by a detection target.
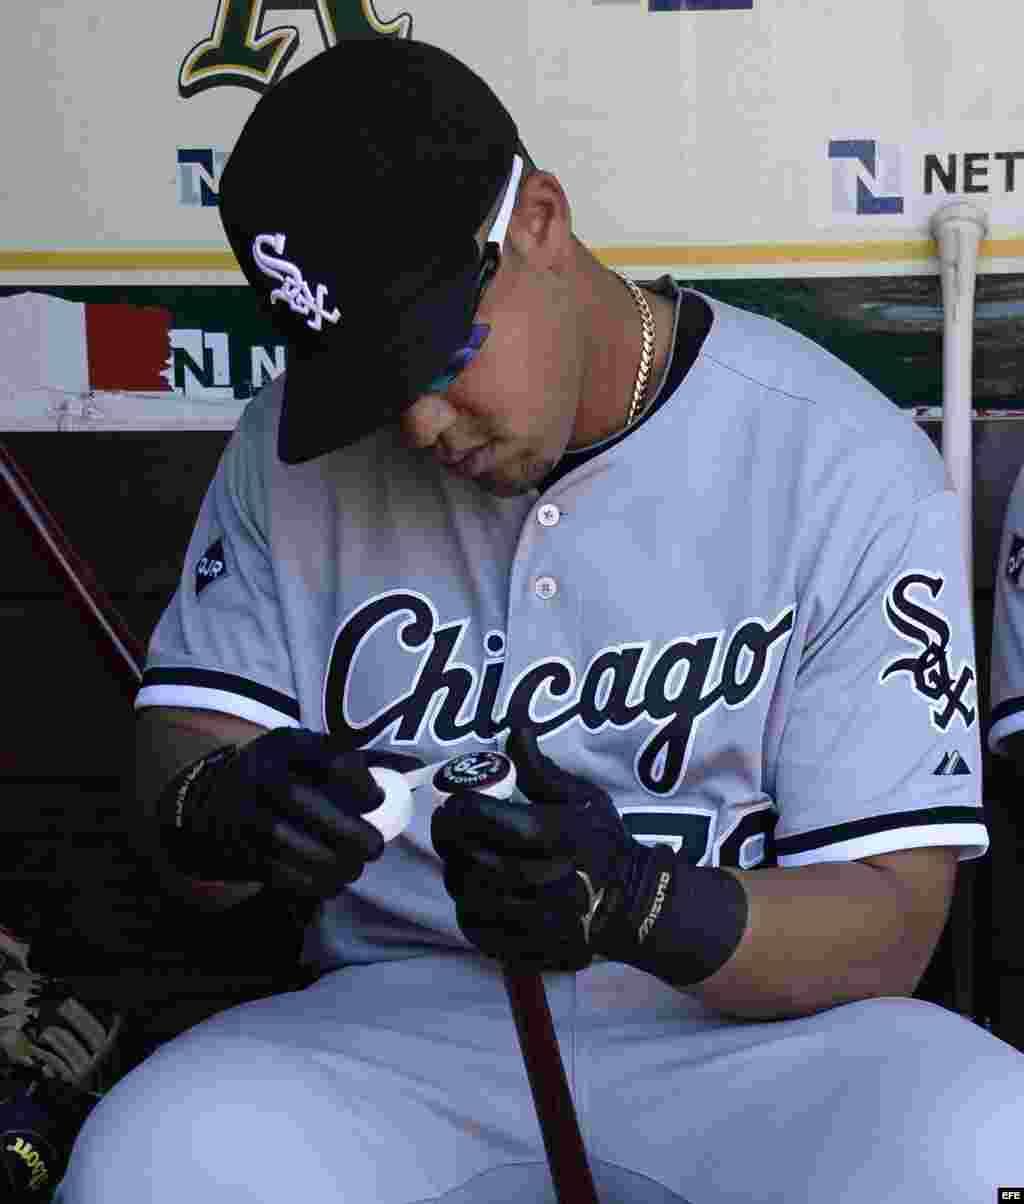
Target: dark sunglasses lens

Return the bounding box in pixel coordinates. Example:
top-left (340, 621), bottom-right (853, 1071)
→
top-left (426, 322), bottom-right (491, 394)
top-left (424, 246), bottom-right (500, 394)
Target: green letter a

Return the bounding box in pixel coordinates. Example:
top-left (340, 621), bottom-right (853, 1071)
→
top-left (179, 0), bottom-right (412, 98)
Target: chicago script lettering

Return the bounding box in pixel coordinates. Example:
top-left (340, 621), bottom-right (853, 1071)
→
top-left (324, 592), bottom-right (796, 794)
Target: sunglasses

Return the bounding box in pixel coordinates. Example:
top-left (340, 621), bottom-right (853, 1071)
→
top-left (426, 154), bottom-right (524, 394)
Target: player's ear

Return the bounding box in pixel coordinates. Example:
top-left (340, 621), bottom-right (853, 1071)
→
top-left (506, 170), bottom-right (573, 272)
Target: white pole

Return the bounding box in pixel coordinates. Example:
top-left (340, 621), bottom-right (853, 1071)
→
top-left (929, 201), bottom-right (988, 614)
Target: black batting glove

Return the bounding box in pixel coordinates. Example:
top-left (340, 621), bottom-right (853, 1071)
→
top-left (156, 728), bottom-right (422, 900)
top-left (431, 727), bottom-right (676, 973)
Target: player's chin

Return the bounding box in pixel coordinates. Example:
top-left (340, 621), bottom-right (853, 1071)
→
top-left (478, 456), bottom-right (553, 497)
top-left (476, 473), bottom-right (534, 498)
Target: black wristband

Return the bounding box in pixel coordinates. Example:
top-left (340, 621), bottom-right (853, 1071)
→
top-left (595, 845), bottom-right (749, 987)
top-left (155, 745), bottom-right (239, 876)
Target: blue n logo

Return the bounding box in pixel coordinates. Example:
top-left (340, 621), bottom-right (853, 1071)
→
top-left (828, 139), bottom-right (905, 216)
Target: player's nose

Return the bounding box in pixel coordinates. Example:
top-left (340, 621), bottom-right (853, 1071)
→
top-left (399, 392), bottom-right (457, 450)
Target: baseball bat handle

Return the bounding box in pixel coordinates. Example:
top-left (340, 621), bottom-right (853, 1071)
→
top-left (504, 971), bottom-right (600, 1204)
top-left (363, 749), bottom-right (596, 1202)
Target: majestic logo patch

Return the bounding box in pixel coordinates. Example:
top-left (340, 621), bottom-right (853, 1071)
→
top-left (880, 571), bottom-right (976, 731)
top-left (1007, 534), bottom-right (1024, 587)
top-left (252, 234), bottom-right (341, 331)
top-left (934, 750), bottom-right (971, 776)
top-left (196, 537), bottom-right (228, 597)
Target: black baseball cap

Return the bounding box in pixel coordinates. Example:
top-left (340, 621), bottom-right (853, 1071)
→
top-left (218, 39), bottom-right (519, 464)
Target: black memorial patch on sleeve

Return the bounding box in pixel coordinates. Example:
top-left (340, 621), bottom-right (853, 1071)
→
top-left (195, 537), bottom-right (229, 597)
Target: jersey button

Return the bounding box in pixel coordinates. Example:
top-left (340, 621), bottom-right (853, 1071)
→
top-left (537, 504), bottom-right (561, 527)
top-left (534, 576), bottom-right (558, 599)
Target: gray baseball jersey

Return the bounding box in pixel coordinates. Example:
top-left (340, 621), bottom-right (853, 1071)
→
top-left (57, 283), bottom-right (1020, 1204)
top-left (989, 461), bottom-right (1024, 754)
top-left (135, 281), bottom-right (986, 973)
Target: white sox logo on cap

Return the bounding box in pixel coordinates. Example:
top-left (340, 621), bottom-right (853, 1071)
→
top-left (252, 233), bottom-right (341, 332)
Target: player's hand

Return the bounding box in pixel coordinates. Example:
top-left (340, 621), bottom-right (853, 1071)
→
top-left (431, 727), bottom-right (670, 972)
top-left (157, 729), bottom-right (423, 900)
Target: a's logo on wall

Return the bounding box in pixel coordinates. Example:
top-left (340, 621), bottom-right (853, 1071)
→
top-left (177, 148), bottom-right (228, 206)
top-left (829, 139), bottom-right (905, 217)
top-left (179, 0), bottom-right (413, 97)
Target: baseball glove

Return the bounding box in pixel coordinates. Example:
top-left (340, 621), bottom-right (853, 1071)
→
top-left (1, 925), bottom-right (122, 1199)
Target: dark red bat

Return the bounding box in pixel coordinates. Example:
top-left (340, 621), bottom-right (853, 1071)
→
top-left (0, 439), bottom-right (145, 689)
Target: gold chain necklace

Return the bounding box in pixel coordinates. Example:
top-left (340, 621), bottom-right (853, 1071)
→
top-left (619, 274), bottom-right (656, 428)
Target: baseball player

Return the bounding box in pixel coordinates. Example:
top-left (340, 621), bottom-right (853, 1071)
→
top-left (56, 38), bottom-right (1023, 1204)
top-left (989, 463), bottom-right (1024, 768)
